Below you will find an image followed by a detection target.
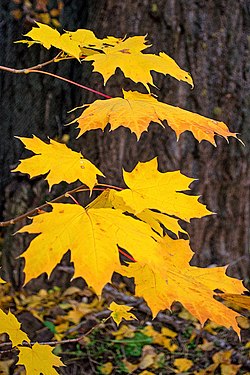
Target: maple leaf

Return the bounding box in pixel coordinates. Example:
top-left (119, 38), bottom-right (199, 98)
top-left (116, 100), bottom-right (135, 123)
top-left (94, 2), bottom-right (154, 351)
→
top-left (17, 22), bottom-right (122, 59)
top-left (85, 43), bottom-right (193, 90)
top-left (220, 294), bottom-right (250, 310)
top-left (87, 188), bottom-right (185, 237)
top-left (18, 23), bottom-right (192, 89)
top-left (108, 302), bottom-right (137, 325)
top-left (17, 22), bottom-right (82, 59)
top-left (13, 136), bottom-right (103, 191)
top-left (0, 309), bottom-right (30, 347)
top-left (117, 236), bottom-right (246, 335)
top-left (116, 158), bottom-right (211, 221)
top-left (17, 342), bottom-right (64, 375)
top-left (174, 358), bottom-right (194, 373)
top-left (72, 90), bottom-right (237, 143)
top-left (18, 203), bottom-right (160, 295)
top-left (194, 350), bottom-right (241, 375)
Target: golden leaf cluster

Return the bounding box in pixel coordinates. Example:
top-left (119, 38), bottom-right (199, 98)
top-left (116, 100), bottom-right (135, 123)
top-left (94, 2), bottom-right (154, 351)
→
top-left (0, 25), bottom-right (245, 375)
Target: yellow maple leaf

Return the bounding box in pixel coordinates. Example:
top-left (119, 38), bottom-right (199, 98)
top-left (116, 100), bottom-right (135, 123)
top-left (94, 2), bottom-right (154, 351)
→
top-left (99, 362), bottom-right (113, 375)
top-left (85, 43), bottom-right (193, 90)
top-left (0, 309), bottom-right (30, 347)
top-left (73, 90), bottom-right (237, 143)
top-left (220, 294), bottom-right (250, 310)
top-left (117, 236), bottom-right (246, 335)
top-left (174, 358), bottom-right (193, 373)
top-left (18, 203), bottom-right (159, 295)
top-left (117, 158), bottom-right (211, 221)
top-left (13, 136), bottom-right (103, 191)
top-left (17, 22), bottom-right (82, 59)
top-left (17, 22), bottom-right (123, 59)
top-left (66, 29), bottom-right (121, 53)
top-left (136, 210), bottom-right (186, 237)
top-left (86, 158), bottom-right (207, 234)
top-left (18, 23), bottom-right (192, 89)
top-left (108, 302), bottom-right (137, 325)
top-left (142, 326), bottom-right (178, 352)
top-left (17, 342), bottom-right (64, 375)
top-left (70, 31), bottom-right (143, 57)
top-left (87, 188), bottom-right (184, 237)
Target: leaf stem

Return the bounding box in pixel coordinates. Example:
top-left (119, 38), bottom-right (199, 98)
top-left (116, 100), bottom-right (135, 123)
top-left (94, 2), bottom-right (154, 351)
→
top-left (26, 69), bottom-right (112, 99)
top-left (96, 183), bottom-right (124, 191)
top-left (65, 193), bottom-right (80, 205)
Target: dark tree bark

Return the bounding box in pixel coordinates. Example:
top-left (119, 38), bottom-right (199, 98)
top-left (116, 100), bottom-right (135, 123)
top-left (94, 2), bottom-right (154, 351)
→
top-left (0, 0), bottom-right (249, 286)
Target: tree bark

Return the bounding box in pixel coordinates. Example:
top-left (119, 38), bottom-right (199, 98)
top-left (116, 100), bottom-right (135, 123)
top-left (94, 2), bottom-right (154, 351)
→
top-left (0, 0), bottom-right (249, 286)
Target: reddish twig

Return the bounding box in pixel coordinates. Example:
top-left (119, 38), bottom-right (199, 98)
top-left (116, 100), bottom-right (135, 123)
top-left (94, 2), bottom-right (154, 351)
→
top-left (65, 193), bottom-right (80, 205)
top-left (96, 183), bottom-right (124, 191)
top-left (25, 69), bottom-right (112, 99)
top-left (0, 65), bottom-right (112, 99)
top-left (118, 248), bottom-right (137, 262)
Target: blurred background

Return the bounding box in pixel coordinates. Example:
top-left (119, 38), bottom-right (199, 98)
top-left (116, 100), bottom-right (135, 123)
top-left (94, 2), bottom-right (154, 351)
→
top-left (0, 0), bottom-right (249, 287)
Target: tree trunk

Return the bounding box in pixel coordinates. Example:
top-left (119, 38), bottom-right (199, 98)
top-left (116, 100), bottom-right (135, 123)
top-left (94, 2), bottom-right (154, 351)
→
top-left (0, 0), bottom-right (249, 286)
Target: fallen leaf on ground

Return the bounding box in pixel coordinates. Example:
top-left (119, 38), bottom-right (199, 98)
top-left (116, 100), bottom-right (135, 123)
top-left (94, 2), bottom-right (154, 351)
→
top-left (108, 301), bottom-right (137, 325)
top-left (174, 358), bottom-right (193, 372)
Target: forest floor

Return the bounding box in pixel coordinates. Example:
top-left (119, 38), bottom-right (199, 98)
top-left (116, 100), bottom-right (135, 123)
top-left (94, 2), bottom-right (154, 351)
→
top-left (0, 276), bottom-right (249, 375)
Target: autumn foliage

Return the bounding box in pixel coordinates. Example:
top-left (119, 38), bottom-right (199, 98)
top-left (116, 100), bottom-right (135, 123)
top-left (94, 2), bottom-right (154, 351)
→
top-left (0, 22), bottom-right (248, 374)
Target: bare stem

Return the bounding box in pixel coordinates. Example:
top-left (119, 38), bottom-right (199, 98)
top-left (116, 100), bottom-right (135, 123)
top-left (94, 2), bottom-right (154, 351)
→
top-left (65, 193), bottom-right (80, 205)
top-left (0, 63), bottom-right (112, 99)
top-left (0, 316), bottom-right (111, 353)
top-left (96, 183), bottom-right (124, 191)
top-left (0, 55), bottom-right (59, 74)
top-left (26, 69), bottom-right (112, 99)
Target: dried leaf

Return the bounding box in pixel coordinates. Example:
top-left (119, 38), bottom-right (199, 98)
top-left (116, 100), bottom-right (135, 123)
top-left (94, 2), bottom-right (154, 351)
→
top-left (109, 302), bottom-right (137, 325)
top-left (174, 358), bottom-right (193, 372)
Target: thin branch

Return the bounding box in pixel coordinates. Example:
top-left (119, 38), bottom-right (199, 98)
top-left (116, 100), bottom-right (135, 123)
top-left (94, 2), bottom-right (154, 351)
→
top-left (96, 183), bottom-right (124, 191)
top-left (0, 316), bottom-right (111, 353)
top-left (0, 184), bottom-right (85, 227)
top-left (0, 55), bottom-right (59, 74)
top-left (0, 184), bottom-right (123, 227)
top-left (65, 193), bottom-right (80, 205)
top-left (0, 65), bottom-right (112, 99)
top-left (26, 69), bottom-right (112, 99)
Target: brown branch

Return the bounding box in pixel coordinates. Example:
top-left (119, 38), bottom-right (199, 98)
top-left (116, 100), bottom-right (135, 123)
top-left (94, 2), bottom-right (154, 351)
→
top-left (0, 315), bottom-right (110, 353)
top-left (0, 184), bottom-right (86, 227)
top-left (0, 184), bottom-right (123, 227)
top-left (0, 55), bottom-right (59, 74)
